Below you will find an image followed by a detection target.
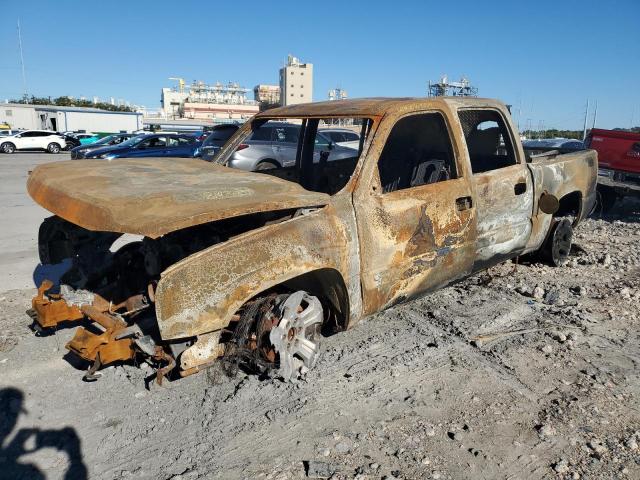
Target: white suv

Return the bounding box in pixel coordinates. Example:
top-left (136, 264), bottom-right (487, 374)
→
top-left (0, 130), bottom-right (66, 154)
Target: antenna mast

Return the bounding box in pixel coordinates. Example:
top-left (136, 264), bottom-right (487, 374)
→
top-left (17, 20), bottom-right (28, 99)
top-left (582, 99), bottom-right (590, 141)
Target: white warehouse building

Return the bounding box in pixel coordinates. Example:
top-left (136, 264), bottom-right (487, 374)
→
top-left (0, 103), bottom-right (144, 133)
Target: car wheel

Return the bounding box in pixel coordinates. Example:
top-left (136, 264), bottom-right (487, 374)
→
top-left (1, 142), bottom-right (16, 154)
top-left (255, 160), bottom-right (279, 171)
top-left (541, 217), bottom-right (573, 267)
top-left (47, 143), bottom-right (61, 154)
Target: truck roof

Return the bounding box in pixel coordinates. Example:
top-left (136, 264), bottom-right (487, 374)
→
top-left (260, 97), bottom-right (509, 118)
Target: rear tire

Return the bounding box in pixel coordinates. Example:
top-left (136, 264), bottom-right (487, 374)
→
top-left (1, 142), bottom-right (15, 154)
top-left (541, 218), bottom-right (573, 267)
top-left (597, 185), bottom-right (618, 213)
top-left (47, 142), bottom-right (61, 154)
top-left (255, 160), bottom-right (278, 171)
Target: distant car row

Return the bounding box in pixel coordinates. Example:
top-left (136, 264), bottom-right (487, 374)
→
top-left (71, 133), bottom-right (200, 159)
top-left (0, 124), bottom-right (363, 172)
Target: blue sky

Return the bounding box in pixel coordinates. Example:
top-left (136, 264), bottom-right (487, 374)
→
top-left (1, 0), bottom-right (638, 130)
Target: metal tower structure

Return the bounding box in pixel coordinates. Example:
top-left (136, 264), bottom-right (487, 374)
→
top-left (428, 75), bottom-right (478, 97)
top-left (328, 87), bottom-right (347, 101)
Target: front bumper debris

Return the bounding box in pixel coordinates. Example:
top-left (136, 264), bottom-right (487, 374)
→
top-left (31, 280), bottom-right (165, 381)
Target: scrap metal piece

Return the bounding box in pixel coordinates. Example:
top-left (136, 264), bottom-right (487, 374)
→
top-left (153, 347), bottom-right (176, 386)
top-left (269, 291), bottom-right (323, 382)
top-left (31, 280), bottom-right (110, 329)
top-left (60, 284), bottom-right (95, 307)
top-left (180, 331), bottom-right (224, 371)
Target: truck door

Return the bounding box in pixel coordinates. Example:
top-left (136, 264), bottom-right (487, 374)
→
top-left (456, 108), bottom-right (534, 270)
top-left (354, 111), bottom-right (476, 315)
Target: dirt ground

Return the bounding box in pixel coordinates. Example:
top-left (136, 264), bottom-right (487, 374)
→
top-left (1, 154), bottom-right (639, 480)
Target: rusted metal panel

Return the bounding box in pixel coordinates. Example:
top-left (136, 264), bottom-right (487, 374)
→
top-left (155, 200), bottom-right (360, 340)
top-left (27, 158), bottom-right (330, 238)
top-left (352, 104), bottom-right (477, 314)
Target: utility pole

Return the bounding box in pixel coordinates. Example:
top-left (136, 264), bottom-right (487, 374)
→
top-left (582, 99), bottom-right (590, 140)
top-left (17, 20), bottom-right (28, 100)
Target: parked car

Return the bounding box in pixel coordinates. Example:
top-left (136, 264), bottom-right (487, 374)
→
top-left (70, 133), bottom-right (141, 159)
top-left (200, 124), bottom-right (240, 161)
top-left (585, 128), bottom-right (640, 211)
top-left (80, 133), bottom-right (201, 159)
top-left (226, 121), bottom-right (358, 171)
top-left (62, 134), bottom-right (81, 150)
top-left (0, 130), bottom-right (66, 153)
top-left (319, 127), bottom-right (361, 149)
top-left (522, 138), bottom-right (585, 156)
top-left (72, 133), bottom-right (101, 145)
top-left (28, 97), bottom-right (596, 382)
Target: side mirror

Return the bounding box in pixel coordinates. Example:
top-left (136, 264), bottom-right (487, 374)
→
top-left (328, 141), bottom-right (334, 150)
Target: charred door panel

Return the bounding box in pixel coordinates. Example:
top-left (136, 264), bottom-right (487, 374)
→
top-left (354, 110), bottom-right (476, 314)
top-left (356, 179), bottom-right (476, 313)
top-left (472, 163), bottom-right (533, 268)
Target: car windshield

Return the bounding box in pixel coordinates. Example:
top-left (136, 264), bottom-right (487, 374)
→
top-left (216, 117), bottom-right (372, 195)
top-left (94, 135), bottom-right (116, 145)
top-left (116, 134), bottom-right (146, 148)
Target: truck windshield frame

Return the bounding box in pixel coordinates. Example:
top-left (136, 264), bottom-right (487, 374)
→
top-left (216, 116), bottom-right (374, 196)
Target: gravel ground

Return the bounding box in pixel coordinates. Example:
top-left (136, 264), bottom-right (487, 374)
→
top-left (0, 153), bottom-right (639, 480)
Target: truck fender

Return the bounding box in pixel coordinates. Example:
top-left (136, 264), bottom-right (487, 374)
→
top-left (154, 207), bottom-right (358, 340)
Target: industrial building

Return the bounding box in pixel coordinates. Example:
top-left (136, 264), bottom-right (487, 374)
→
top-left (254, 84), bottom-right (281, 110)
top-left (0, 103), bottom-right (143, 132)
top-left (161, 79), bottom-right (259, 122)
top-left (279, 55), bottom-right (313, 106)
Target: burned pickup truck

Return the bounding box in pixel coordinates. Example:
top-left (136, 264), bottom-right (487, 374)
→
top-left (27, 98), bottom-right (597, 382)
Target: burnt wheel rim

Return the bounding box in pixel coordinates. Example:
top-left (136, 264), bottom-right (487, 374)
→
top-left (269, 291), bottom-right (323, 381)
top-left (551, 220), bottom-right (572, 266)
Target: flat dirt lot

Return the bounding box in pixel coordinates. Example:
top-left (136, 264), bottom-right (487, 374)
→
top-left (1, 153), bottom-right (639, 480)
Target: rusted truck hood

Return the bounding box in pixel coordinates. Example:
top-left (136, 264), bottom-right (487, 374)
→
top-left (27, 158), bottom-right (329, 238)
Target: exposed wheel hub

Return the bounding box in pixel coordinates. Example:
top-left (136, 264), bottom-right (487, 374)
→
top-left (269, 291), bottom-right (323, 381)
top-left (550, 218), bottom-right (573, 266)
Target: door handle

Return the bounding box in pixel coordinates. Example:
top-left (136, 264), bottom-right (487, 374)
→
top-left (514, 182), bottom-right (527, 195)
top-left (455, 196), bottom-right (473, 211)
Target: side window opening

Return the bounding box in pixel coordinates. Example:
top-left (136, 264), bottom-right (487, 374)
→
top-left (458, 109), bottom-right (517, 174)
top-left (377, 112), bottom-right (458, 194)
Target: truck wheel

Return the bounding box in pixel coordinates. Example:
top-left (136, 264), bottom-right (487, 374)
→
top-left (1, 142), bottom-right (15, 154)
top-left (269, 291), bottom-right (323, 381)
top-left (542, 218), bottom-right (573, 267)
top-left (47, 142), bottom-right (61, 154)
top-left (38, 216), bottom-right (74, 264)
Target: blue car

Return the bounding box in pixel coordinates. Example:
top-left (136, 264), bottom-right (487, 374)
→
top-left (81, 133), bottom-right (201, 160)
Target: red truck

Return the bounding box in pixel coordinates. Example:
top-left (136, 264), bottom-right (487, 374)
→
top-left (585, 128), bottom-right (640, 210)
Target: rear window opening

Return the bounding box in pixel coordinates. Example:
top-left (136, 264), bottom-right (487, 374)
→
top-left (216, 117), bottom-right (373, 195)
